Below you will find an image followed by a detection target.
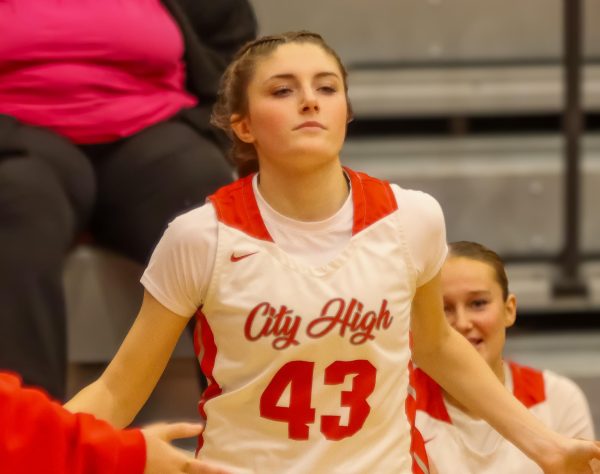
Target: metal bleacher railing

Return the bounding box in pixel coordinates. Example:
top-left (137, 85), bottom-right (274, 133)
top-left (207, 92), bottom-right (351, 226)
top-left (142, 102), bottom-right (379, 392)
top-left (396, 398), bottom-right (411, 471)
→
top-left (251, 0), bottom-right (600, 314)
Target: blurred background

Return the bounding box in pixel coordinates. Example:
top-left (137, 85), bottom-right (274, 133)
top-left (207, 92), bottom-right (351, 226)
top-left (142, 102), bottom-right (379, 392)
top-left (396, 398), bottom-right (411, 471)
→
top-left (66, 0), bottom-right (600, 440)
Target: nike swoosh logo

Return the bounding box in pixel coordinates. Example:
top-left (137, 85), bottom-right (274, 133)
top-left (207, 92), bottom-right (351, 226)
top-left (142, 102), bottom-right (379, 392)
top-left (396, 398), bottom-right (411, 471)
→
top-left (230, 251), bottom-right (258, 262)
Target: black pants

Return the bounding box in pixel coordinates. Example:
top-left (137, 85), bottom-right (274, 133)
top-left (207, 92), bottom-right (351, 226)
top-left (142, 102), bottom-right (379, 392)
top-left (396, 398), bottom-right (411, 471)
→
top-left (0, 116), bottom-right (232, 400)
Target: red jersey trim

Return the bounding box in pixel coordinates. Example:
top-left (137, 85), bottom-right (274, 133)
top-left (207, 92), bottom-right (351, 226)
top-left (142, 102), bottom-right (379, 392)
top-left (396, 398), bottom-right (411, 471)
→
top-left (194, 309), bottom-right (223, 453)
top-left (406, 361), bottom-right (432, 473)
top-left (414, 361), bottom-right (547, 426)
top-left (208, 168), bottom-right (398, 239)
top-left (346, 167), bottom-right (398, 235)
top-left (208, 174), bottom-right (273, 242)
top-left (412, 367), bottom-right (452, 423)
top-left (509, 361), bottom-right (546, 408)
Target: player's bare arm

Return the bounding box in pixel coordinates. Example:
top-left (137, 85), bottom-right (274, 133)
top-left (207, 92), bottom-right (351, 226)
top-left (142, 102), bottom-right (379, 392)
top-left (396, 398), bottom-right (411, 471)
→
top-left (65, 290), bottom-right (189, 427)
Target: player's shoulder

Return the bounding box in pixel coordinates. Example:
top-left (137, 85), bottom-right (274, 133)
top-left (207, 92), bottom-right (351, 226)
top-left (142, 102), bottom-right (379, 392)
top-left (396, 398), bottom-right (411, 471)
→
top-left (165, 202), bottom-right (218, 245)
top-left (542, 369), bottom-right (587, 399)
top-left (540, 368), bottom-right (593, 436)
top-left (510, 361), bottom-right (585, 403)
top-left (390, 183), bottom-right (439, 206)
top-left (390, 183), bottom-right (441, 209)
top-left (389, 183), bottom-right (445, 230)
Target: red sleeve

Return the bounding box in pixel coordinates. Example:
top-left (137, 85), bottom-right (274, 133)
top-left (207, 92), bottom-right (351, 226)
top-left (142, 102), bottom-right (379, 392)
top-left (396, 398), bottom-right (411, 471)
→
top-left (0, 372), bottom-right (146, 474)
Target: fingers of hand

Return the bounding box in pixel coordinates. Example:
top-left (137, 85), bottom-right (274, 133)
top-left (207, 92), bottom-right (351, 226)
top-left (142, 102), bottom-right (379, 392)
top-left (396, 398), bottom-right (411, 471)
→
top-left (164, 422), bottom-right (205, 440)
top-left (144, 422), bottom-right (204, 441)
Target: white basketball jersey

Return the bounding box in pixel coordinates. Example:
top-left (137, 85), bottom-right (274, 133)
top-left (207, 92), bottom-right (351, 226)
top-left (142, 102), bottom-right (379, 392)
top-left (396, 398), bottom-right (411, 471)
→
top-left (193, 169), bottom-right (425, 473)
top-left (414, 361), bottom-right (595, 474)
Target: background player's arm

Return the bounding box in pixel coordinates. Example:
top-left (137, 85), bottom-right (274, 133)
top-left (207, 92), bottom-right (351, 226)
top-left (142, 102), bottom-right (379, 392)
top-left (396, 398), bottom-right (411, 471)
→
top-left (410, 272), bottom-right (600, 473)
top-left (65, 290), bottom-right (189, 428)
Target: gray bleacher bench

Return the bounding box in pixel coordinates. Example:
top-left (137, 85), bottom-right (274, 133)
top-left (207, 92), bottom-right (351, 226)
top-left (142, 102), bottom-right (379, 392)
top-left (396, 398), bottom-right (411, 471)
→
top-left (64, 244), bottom-right (194, 365)
top-left (63, 245), bottom-right (201, 429)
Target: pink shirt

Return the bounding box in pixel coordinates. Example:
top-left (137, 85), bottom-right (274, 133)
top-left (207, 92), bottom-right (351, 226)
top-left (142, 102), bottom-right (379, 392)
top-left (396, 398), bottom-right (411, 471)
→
top-left (0, 0), bottom-right (198, 144)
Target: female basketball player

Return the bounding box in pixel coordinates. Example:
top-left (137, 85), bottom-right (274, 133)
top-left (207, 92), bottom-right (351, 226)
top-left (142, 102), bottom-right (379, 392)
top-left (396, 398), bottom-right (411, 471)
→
top-left (66, 31), bottom-right (600, 473)
top-left (415, 241), bottom-right (595, 473)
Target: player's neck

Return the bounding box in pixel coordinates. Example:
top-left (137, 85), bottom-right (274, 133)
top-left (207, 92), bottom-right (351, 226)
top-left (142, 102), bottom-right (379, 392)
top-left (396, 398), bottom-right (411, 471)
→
top-left (256, 161), bottom-right (349, 222)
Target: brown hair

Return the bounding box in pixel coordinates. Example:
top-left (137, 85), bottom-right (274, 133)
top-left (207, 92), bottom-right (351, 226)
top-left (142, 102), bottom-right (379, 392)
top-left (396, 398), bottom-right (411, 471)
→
top-left (210, 30), bottom-right (353, 177)
top-left (448, 241), bottom-right (509, 300)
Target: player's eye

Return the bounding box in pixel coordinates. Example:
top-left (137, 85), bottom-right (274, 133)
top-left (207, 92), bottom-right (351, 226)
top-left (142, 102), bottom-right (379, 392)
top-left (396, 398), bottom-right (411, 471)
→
top-left (318, 85), bottom-right (338, 94)
top-left (470, 299), bottom-right (488, 309)
top-left (272, 86), bottom-right (293, 97)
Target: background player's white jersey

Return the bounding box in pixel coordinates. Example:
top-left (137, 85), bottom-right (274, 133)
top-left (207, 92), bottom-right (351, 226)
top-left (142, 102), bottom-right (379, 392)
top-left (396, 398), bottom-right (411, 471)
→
top-left (142, 168), bottom-right (447, 473)
top-left (415, 361), bottom-right (595, 474)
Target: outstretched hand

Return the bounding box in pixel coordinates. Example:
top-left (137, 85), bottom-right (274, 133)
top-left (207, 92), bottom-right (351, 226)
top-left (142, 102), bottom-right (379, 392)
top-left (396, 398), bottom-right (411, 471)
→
top-left (539, 438), bottom-right (600, 474)
top-left (142, 422), bottom-right (231, 474)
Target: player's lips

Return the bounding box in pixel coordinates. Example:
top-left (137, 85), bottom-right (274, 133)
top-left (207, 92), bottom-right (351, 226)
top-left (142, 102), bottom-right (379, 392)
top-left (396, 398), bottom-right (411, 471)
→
top-left (467, 336), bottom-right (484, 347)
top-left (293, 121), bottom-right (326, 130)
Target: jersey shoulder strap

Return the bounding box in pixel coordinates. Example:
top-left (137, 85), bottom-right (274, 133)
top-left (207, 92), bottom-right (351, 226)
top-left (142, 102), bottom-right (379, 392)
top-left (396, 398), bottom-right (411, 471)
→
top-left (509, 361), bottom-right (546, 408)
top-left (208, 174), bottom-right (272, 241)
top-left (346, 167), bottom-right (398, 235)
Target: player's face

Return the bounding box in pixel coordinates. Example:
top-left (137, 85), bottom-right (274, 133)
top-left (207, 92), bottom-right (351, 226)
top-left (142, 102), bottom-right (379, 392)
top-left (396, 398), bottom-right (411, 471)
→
top-left (231, 42), bottom-right (349, 172)
top-left (441, 257), bottom-right (516, 378)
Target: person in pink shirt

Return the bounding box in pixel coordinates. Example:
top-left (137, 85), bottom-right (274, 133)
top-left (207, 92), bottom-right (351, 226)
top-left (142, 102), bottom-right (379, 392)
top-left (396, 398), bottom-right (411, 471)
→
top-left (0, 0), bottom-right (256, 401)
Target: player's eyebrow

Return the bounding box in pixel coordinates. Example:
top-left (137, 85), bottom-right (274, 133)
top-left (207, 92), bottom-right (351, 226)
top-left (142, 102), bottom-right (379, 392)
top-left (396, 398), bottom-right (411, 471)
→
top-left (466, 290), bottom-right (492, 297)
top-left (264, 71), bottom-right (341, 82)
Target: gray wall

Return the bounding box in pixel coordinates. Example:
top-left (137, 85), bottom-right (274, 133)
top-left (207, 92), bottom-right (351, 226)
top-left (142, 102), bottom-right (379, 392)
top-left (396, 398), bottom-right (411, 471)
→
top-left (250, 0), bottom-right (600, 66)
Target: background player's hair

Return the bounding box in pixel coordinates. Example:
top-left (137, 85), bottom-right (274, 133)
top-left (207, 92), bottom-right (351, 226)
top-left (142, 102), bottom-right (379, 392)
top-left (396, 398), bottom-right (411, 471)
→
top-left (211, 30), bottom-right (353, 177)
top-left (448, 241), bottom-right (510, 301)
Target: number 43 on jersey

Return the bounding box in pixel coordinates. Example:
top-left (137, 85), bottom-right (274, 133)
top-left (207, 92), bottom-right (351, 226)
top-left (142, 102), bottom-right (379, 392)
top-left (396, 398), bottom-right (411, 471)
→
top-left (260, 360), bottom-right (376, 441)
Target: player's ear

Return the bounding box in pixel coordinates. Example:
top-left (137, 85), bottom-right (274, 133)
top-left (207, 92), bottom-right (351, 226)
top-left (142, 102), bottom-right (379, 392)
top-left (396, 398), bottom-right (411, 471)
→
top-left (504, 294), bottom-right (517, 328)
top-left (231, 114), bottom-right (256, 144)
